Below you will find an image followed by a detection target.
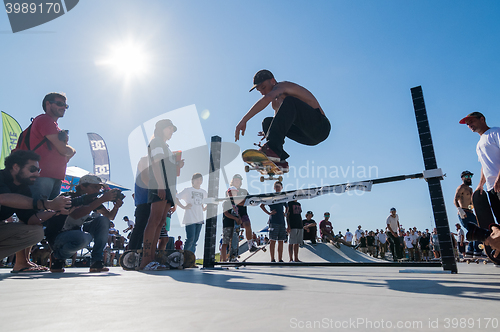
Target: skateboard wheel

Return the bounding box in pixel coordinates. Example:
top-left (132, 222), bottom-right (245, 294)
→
top-left (244, 165), bottom-right (250, 173)
top-left (478, 244), bottom-right (484, 250)
top-left (167, 252), bottom-right (184, 269)
top-left (120, 250), bottom-right (141, 270)
top-left (260, 176), bottom-right (264, 182)
top-left (484, 261), bottom-right (487, 264)
top-left (467, 260), bottom-right (470, 264)
top-left (278, 176), bottom-right (283, 182)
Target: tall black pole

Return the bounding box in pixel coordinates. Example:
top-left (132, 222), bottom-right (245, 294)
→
top-left (202, 136), bottom-right (222, 269)
top-left (411, 86), bottom-right (458, 273)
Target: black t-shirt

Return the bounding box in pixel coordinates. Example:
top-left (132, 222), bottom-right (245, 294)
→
top-left (303, 218), bottom-right (316, 228)
top-left (0, 169), bottom-right (36, 223)
top-left (419, 236), bottom-right (430, 248)
top-left (287, 201), bottom-right (303, 229)
top-left (268, 202), bottom-right (287, 225)
top-left (366, 235), bottom-right (375, 246)
top-left (360, 236), bottom-right (367, 247)
top-left (222, 200), bottom-right (237, 228)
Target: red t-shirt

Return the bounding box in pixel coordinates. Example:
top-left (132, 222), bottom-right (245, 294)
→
top-left (175, 240), bottom-right (183, 250)
top-left (319, 220), bottom-right (333, 237)
top-left (29, 114), bottom-right (68, 180)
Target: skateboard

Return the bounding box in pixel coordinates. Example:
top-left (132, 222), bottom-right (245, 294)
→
top-left (460, 256), bottom-right (489, 264)
top-left (472, 190), bottom-right (500, 264)
top-left (119, 249), bottom-right (196, 270)
top-left (242, 149), bottom-right (286, 182)
top-left (242, 244), bottom-right (268, 262)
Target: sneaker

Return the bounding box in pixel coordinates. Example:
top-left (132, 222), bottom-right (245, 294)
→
top-left (249, 246), bottom-right (259, 252)
top-left (464, 252), bottom-right (474, 258)
top-left (50, 258), bottom-right (65, 273)
top-left (89, 261), bottom-right (110, 273)
top-left (259, 143), bottom-right (281, 162)
top-left (276, 160), bottom-right (289, 173)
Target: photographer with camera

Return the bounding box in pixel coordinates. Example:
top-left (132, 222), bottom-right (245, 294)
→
top-left (0, 150), bottom-right (71, 273)
top-left (23, 92), bottom-right (76, 202)
top-left (45, 174), bottom-right (124, 273)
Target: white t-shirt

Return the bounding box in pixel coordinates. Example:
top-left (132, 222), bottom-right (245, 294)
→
top-left (126, 219), bottom-right (135, 227)
top-left (177, 187), bottom-right (207, 225)
top-left (404, 235), bottom-right (413, 249)
top-left (457, 228), bottom-right (465, 243)
top-left (377, 233), bottom-right (387, 244)
top-left (476, 127), bottom-right (500, 191)
top-left (386, 215), bottom-right (399, 233)
top-left (354, 229), bottom-right (363, 241)
top-left (344, 231), bottom-right (353, 242)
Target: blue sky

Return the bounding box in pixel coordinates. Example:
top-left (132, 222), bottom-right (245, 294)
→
top-left (2, 1), bottom-right (500, 258)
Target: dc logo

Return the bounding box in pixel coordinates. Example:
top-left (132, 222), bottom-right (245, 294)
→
top-left (95, 164), bottom-right (109, 176)
top-left (5, 0), bottom-right (80, 33)
top-left (90, 140), bottom-right (106, 151)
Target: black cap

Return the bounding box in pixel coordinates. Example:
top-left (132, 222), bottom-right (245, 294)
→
top-left (461, 170), bottom-right (473, 178)
top-left (249, 69), bottom-right (274, 92)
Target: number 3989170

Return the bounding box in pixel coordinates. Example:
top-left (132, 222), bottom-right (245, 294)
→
top-left (5, 3), bottom-right (62, 14)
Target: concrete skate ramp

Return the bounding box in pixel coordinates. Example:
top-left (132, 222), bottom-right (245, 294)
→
top-left (239, 242), bottom-right (383, 263)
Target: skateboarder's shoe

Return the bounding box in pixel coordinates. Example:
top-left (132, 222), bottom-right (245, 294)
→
top-left (258, 143), bottom-right (281, 162)
top-left (89, 260), bottom-right (110, 273)
top-left (276, 160), bottom-right (289, 173)
top-left (464, 252), bottom-right (474, 258)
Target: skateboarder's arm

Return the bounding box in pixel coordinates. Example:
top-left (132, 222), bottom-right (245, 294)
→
top-left (235, 96), bottom-right (275, 141)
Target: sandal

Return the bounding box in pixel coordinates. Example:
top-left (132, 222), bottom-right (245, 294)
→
top-left (11, 266), bottom-right (47, 273)
top-left (142, 261), bottom-right (167, 271)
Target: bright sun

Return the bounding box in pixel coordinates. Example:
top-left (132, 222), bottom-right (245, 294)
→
top-left (96, 40), bottom-right (150, 79)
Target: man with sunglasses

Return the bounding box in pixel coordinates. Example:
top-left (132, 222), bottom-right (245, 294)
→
top-left (0, 150), bottom-right (71, 272)
top-left (29, 92), bottom-right (76, 202)
top-left (454, 170), bottom-right (481, 257)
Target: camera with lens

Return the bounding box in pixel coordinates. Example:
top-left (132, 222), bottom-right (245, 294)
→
top-left (58, 129), bottom-right (69, 142)
top-left (114, 190), bottom-right (126, 202)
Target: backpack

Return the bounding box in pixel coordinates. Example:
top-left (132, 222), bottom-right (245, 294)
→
top-left (15, 118), bottom-right (51, 152)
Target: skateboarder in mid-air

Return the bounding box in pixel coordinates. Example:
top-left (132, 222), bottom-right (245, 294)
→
top-left (235, 70), bottom-right (331, 171)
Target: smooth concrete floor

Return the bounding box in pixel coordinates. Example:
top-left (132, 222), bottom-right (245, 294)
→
top-left (0, 263), bottom-right (499, 332)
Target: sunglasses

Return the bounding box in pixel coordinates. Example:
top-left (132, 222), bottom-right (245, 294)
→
top-left (28, 166), bottom-right (41, 173)
top-left (49, 101), bottom-right (70, 109)
top-left (463, 175), bottom-right (472, 179)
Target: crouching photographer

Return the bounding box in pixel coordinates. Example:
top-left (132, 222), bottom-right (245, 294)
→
top-left (45, 174), bottom-right (124, 273)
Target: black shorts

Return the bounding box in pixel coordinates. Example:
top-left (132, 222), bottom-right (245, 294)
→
top-left (148, 188), bottom-right (174, 206)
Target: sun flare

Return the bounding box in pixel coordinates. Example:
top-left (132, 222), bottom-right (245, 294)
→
top-left (96, 40), bottom-right (150, 79)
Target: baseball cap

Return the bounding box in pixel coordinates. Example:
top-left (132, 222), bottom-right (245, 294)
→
top-left (233, 174), bottom-right (243, 180)
top-left (306, 211), bottom-right (313, 215)
top-left (155, 119), bottom-right (177, 132)
top-left (79, 174), bottom-right (104, 185)
top-left (459, 112), bottom-right (484, 124)
top-left (249, 69), bottom-right (274, 92)
top-left (390, 207), bottom-right (396, 212)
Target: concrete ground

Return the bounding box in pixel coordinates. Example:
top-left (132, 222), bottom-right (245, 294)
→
top-left (1, 261), bottom-right (499, 332)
